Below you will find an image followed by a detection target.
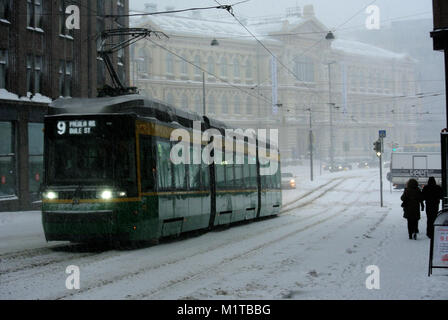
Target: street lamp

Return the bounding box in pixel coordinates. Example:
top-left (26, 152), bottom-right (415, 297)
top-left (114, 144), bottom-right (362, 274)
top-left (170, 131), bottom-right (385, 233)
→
top-left (325, 31), bottom-right (336, 171)
top-left (203, 39), bottom-right (220, 116)
top-left (306, 108), bottom-right (313, 181)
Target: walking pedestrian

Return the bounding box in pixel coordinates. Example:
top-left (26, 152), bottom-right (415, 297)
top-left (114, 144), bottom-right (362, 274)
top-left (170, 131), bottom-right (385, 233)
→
top-left (401, 178), bottom-right (424, 240)
top-left (422, 177), bottom-right (443, 239)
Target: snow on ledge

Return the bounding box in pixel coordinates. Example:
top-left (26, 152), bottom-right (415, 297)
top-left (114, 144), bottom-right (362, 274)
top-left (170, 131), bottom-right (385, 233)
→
top-left (0, 89), bottom-right (52, 104)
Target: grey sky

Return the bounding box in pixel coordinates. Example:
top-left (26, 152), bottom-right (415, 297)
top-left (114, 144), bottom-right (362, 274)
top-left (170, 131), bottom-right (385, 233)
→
top-left (129, 0), bottom-right (433, 31)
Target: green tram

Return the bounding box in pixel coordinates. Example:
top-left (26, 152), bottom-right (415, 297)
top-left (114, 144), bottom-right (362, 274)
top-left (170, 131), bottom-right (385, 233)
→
top-left (41, 95), bottom-right (282, 244)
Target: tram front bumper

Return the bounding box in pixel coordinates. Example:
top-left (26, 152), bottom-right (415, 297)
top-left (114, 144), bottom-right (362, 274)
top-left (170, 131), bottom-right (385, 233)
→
top-left (42, 210), bottom-right (125, 242)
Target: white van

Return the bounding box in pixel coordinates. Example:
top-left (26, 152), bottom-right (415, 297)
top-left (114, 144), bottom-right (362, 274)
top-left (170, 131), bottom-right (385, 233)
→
top-left (389, 152), bottom-right (441, 188)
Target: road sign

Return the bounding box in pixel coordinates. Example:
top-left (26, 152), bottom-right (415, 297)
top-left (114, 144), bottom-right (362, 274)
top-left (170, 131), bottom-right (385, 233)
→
top-left (379, 130), bottom-right (386, 138)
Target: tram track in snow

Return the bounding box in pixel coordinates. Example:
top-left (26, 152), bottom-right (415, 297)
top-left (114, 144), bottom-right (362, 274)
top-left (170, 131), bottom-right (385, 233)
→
top-left (2, 175), bottom-right (366, 298)
top-left (0, 175), bottom-right (350, 278)
top-left (130, 178), bottom-right (377, 299)
top-left (51, 176), bottom-right (369, 299)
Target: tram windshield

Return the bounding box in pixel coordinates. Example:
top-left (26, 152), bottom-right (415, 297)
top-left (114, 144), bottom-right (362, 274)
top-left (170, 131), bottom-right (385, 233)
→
top-left (45, 116), bottom-right (136, 189)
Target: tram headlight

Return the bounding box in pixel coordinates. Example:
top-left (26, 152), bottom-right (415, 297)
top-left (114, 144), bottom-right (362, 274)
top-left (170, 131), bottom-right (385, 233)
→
top-left (100, 190), bottom-right (113, 200)
top-left (44, 191), bottom-right (58, 200)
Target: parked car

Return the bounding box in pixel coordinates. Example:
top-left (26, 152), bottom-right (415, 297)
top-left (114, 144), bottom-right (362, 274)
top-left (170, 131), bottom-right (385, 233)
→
top-left (281, 172), bottom-right (296, 189)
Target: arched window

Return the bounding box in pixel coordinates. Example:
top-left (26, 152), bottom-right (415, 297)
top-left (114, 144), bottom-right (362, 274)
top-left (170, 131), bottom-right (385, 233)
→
top-left (180, 59), bottom-right (188, 77)
top-left (220, 57), bottom-right (227, 78)
top-left (245, 59), bottom-right (252, 79)
top-left (166, 53), bottom-right (174, 75)
top-left (233, 58), bottom-right (240, 78)
top-left (221, 95), bottom-right (228, 114)
top-left (234, 95), bottom-right (240, 114)
top-left (194, 55), bottom-right (201, 77)
top-left (137, 47), bottom-right (149, 74)
top-left (246, 97), bottom-right (253, 115)
top-left (293, 55), bottom-right (314, 82)
top-left (207, 56), bottom-right (215, 75)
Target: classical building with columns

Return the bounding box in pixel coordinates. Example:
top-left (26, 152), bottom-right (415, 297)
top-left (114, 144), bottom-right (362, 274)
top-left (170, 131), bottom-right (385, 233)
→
top-left (130, 4), bottom-right (420, 163)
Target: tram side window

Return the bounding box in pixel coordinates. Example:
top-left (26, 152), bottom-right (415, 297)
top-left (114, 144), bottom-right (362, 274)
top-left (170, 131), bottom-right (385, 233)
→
top-left (201, 145), bottom-right (210, 189)
top-left (173, 143), bottom-right (187, 190)
top-left (189, 145), bottom-right (201, 190)
top-left (140, 136), bottom-right (154, 191)
top-left (156, 139), bottom-right (173, 190)
top-left (249, 160), bottom-right (257, 188)
top-left (225, 157), bottom-right (234, 189)
top-left (243, 155), bottom-right (250, 189)
top-left (234, 151), bottom-right (244, 188)
top-left (275, 161), bottom-right (282, 189)
top-left (215, 149), bottom-right (226, 188)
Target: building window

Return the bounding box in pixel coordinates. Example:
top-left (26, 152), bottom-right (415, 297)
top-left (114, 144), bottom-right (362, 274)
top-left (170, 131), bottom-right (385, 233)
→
top-left (0, 122), bottom-right (16, 197)
top-left (0, 49), bottom-right (7, 89)
top-left (293, 55), bottom-right (314, 82)
top-left (59, 60), bottom-right (72, 97)
top-left (194, 55), bottom-right (201, 77)
top-left (0, 0), bottom-right (11, 21)
top-left (26, 55), bottom-right (42, 94)
top-left (166, 53), bottom-right (174, 75)
top-left (245, 59), bottom-right (252, 79)
top-left (220, 57), bottom-right (227, 78)
top-left (234, 95), bottom-right (240, 114)
top-left (180, 59), bottom-right (188, 77)
top-left (207, 56), bottom-right (215, 75)
top-left (116, 0), bottom-right (125, 27)
top-left (246, 97), bottom-right (252, 115)
top-left (28, 123), bottom-right (43, 200)
top-left (233, 58), bottom-right (240, 79)
top-left (97, 58), bottom-right (105, 88)
top-left (59, 0), bottom-right (74, 37)
top-left (97, 0), bottom-right (104, 15)
top-left (27, 0), bottom-right (43, 29)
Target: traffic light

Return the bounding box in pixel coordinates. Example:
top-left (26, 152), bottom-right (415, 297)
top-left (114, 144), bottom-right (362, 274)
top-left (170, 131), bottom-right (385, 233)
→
top-left (373, 140), bottom-right (382, 157)
top-left (392, 143), bottom-right (398, 152)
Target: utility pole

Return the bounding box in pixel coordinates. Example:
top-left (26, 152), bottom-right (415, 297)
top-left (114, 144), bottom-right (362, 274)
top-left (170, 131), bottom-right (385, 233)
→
top-left (327, 62), bottom-right (335, 170)
top-left (306, 108), bottom-right (313, 181)
top-left (202, 72), bottom-right (206, 115)
top-left (374, 136), bottom-right (384, 207)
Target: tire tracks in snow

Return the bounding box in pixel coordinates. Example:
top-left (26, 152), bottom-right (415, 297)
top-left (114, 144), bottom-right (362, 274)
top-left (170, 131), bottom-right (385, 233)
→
top-left (51, 176), bottom-right (363, 300)
top-left (132, 178), bottom-right (374, 299)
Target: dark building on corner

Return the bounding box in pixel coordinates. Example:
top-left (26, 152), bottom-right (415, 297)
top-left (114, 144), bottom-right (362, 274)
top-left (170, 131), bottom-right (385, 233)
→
top-left (0, 0), bottom-right (130, 211)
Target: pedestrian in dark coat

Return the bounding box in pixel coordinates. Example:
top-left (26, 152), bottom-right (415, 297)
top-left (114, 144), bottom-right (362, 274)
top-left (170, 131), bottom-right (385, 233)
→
top-left (422, 177), bottom-right (443, 239)
top-left (401, 178), bottom-right (424, 240)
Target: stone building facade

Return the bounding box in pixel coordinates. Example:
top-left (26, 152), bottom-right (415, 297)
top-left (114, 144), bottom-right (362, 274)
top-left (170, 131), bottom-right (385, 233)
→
top-left (131, 4), bottom-right (420, 164)
top-left (0, 0), bottom-right (130, 211)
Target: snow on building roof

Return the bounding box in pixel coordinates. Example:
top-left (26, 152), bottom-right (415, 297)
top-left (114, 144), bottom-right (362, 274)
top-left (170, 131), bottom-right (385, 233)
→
top-left (331, 39), bottom-right (408, 60)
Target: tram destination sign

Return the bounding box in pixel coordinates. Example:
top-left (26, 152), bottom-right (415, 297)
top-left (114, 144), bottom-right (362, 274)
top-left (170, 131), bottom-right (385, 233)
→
top-left (57, 120), bottom-right (97, 135)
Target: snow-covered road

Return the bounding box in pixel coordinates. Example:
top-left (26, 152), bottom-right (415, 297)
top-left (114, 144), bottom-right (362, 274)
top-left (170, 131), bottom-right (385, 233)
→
top-left (1, 168), bottom-right (447, 300)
